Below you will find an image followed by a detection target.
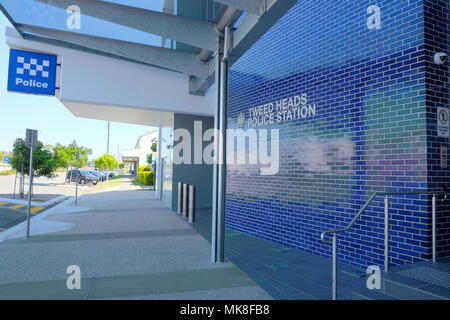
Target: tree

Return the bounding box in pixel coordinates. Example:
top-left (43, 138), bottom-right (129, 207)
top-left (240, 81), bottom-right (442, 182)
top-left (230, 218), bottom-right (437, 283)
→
top-left (53, 141), bottom-right (92, 169)
top-left (94, 153), bottom-right (118, 170)
top-left (151, 142), bottom-right (157, 152)
top-left (119, 163), bottom-right (126, 169)
top-left (10, 138), bottom-right (57, 178)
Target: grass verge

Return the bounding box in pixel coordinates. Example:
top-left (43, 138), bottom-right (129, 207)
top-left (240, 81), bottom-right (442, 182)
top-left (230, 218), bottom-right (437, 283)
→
top-left (94, 175), bottom-right (122, 191)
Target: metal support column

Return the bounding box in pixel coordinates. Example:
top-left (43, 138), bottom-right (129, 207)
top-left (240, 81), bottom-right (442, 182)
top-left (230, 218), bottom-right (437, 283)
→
top-left (189, 185), bottom-right (195, 223)
top-left (432, 194), bottom-right (437, 262)
top-left (384, 195), bottom-right (389, 272)
top-left (211, 34), bottom-right (223, 263)
top-left (183, 183), bottom-right (188, 218)
top-left (177, 182), bottom-right (183, 214)
top-left (107, 121), bottom-right (110, 155)
top-left (216, 27), bottom-right (230, 263)
top-left (156, 126), bottom-right (163, 200)
top-left (75, 151), bottom-right (79, 206)
top-left (332, 234), bottom-right (337, 300)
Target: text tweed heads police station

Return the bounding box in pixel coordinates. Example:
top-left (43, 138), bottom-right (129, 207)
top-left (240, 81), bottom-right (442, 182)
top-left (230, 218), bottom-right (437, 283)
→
top-left (246, 93), bottom-right (316, 127)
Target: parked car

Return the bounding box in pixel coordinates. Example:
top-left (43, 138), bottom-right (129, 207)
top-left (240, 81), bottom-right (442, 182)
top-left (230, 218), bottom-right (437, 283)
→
top-left (93, 168), bottom-right (108, 180)
top-left (90, 170), bottom-right (106, 181)
top-left (66, 170), bottom-right (99, 185)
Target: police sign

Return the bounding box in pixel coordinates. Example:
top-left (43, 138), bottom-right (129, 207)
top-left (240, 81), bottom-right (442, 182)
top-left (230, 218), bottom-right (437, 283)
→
top-left (437, 107), bottom-right (450, 138)
top-left (8, 49), bottom-right (57, 96)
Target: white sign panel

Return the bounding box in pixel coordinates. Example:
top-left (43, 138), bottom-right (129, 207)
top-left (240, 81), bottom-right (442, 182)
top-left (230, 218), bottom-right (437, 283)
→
top-left (437, 107), bottom-right (450, 138)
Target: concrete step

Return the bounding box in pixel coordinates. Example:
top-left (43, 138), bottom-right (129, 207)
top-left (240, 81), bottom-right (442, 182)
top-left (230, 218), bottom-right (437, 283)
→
top-left (379, 271), bottom-right (448, 300)
top-left (352, 260), bottom-right (450, 300)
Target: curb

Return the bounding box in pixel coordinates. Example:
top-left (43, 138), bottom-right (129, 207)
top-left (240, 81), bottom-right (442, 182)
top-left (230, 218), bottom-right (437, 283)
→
top-left (0, 194), bottom-right (68, 207)
top-left (0, 196), bottom-right (74, 243)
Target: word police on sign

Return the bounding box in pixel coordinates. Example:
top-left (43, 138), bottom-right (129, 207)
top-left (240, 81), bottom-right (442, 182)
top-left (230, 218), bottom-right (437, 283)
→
top-left (437, 107), bottom-right (450, 138)
top-left (8, 49), bottom-right (57, 96)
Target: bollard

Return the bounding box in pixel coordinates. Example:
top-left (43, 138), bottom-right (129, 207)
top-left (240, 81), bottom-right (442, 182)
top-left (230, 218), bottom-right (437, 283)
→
top-left (189, 185), bottom-right (195, 223)
top-left (177, 182), bottom-right (183, 214)
top-left (182, 183), bottom-right (188, 218)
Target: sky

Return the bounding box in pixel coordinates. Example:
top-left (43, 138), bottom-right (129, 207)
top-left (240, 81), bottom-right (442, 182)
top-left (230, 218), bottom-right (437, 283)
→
top-left (0, 13), bottom-right (154, 160)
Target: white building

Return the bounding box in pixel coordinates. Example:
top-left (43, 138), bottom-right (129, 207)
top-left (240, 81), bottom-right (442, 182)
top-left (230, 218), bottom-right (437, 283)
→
top-left (120, 129), bottom-right (157, 173)
top-left (0, 163), bottom-right (12, 172)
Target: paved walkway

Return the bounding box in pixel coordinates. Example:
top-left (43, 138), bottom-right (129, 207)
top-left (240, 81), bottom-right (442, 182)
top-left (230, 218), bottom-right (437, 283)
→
top-left (191, 208), bottom-right (373, 300)
top-left (0, 179), bottom-right (271, 300)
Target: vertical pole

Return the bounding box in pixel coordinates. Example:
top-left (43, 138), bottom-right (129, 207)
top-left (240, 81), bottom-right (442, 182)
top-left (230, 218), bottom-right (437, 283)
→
top-left (332, 234), bottom-right (337, 300)
top-left (177, 182), bottom-right (183, 214)
top-left (156, 127), bottom-right (163, 200)
top-left (106, 121), bottom-right (110, 181)
top-left (189, 185), bottom-right (195, 223)
top-left (211, 36), bottom-right (222, 263)
top-left (20, 163), bottom-right (24, 198)
top-left (75, 151), bottom-right (79, 206)
top-left (216, 27), bottom-right (230, 263)
top-left (107, 121), bottom-right (110, 155)
top-left (432, 194), bottom-right (436, 263)
top-left (117, 144), bottom-right (120, 175)
top-left (183, 183), bottom-right (188, 218)
top-left (384, 195), bottom-right (389, 272)
top-left (13, 173), bottom-right (17, 199)
top-left (25, 135), bottom-right (34, 239)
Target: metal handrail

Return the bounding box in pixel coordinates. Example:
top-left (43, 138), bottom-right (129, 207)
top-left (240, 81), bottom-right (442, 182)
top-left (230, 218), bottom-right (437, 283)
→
top-left (320, 190), bottom-right (447, 300)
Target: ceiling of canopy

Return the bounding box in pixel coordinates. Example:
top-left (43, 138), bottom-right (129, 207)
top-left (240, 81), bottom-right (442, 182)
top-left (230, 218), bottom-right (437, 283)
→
top-left (0, 0), bottom-right (298, 94)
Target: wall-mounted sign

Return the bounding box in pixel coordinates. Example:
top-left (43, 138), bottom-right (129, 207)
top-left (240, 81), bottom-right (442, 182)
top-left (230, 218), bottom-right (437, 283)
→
top-left (3, 156), bottom-right (10, 163)
top-left (244, 93), bottom-right (317, 128)
top-left (8, 49), bottom-right (57, 96)
top-left (437, 107), bottom-right (449, 138)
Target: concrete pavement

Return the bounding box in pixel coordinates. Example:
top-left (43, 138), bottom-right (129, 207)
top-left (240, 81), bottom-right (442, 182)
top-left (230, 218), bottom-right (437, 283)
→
top-left (0, 178), bottom-right (271, 300)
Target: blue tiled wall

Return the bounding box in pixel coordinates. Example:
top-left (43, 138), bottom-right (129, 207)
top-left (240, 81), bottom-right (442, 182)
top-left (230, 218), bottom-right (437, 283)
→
top-left (227, 0), bottom-right (450, 269)
top-left (424, 0), bottom-right (450, 258)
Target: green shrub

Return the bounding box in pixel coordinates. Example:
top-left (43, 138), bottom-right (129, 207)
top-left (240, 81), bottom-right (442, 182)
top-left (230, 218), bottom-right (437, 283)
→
top-left (0, 170), bottom-right (15, 176)
top-left (138, 165), bottom-right (151, 173)
top-left (138, 171), bottom-right (154, 185)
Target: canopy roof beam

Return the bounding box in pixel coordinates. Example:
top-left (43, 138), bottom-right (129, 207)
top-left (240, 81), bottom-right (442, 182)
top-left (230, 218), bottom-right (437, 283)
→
top-left (36, 0), bottom-right (218, 51)
top-left (213, 0), bottom-right (266, 16)
top-left (17, 24), bottom-right (209, 77)
top-left (190, 0), bottom-right (298, 95)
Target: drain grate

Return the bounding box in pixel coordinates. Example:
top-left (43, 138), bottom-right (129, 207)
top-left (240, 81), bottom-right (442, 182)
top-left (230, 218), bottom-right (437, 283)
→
top-left (397, 266), bottom-right (450, 289)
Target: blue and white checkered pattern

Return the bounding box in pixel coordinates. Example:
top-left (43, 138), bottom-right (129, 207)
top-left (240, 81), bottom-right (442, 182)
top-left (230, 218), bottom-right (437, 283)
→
top-left (15, 56), bottom-right (50, 78)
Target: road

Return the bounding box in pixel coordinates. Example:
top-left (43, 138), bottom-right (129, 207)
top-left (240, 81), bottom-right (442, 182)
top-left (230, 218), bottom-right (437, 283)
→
top-left (0, 201), bottom-right (46, 231)
top-left (0, 172), bottom-right (91, 233)
top-left (0, 172), bottom-right (89, 197)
